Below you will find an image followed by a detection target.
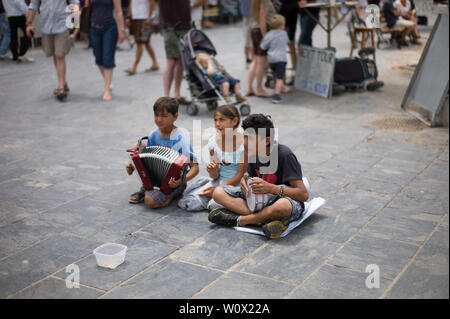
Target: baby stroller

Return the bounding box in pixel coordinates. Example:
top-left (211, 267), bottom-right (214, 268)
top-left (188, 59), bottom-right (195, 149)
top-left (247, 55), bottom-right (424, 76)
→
top-left (176, 27), bottom-right (251, 116)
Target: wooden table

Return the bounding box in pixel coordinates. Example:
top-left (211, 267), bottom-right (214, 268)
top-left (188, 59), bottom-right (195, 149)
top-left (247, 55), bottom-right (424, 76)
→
top-left (300, 1), bottom-right (359, 48)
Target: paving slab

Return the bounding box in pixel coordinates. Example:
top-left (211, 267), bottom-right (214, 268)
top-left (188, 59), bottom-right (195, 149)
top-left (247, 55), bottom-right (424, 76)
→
top-left (0, 234), bottom-right (98, 298)
top-left (12, 277), bottom-right (103, 299)
top-left (236, 237), bottom-right (340, 285)
top-left (289, 264), bottom-right (392, 299)
top-left (0, 217), bottom-right (66, 255)
top-left (194, 271), bottom-right (294, 299)
top-left (329, 235), bottom-right (418, 279)
top-left (54, 237), bottom-right (176, 291)
top-left (415, 229), bottom-right (449, 267)
top-left (385, 261), bottom-right (449, 299)
top-left (172, 227), bottom-right (266, 271)
top-left (137, 210), bottom-right (212, 247)
top-left (360, 207), bottom-right (438, 245)
top-left (102, 258), bottom-right (222, 299)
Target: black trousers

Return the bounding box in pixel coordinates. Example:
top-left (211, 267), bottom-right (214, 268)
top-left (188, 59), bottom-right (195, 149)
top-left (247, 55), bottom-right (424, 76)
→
top-left (8, 15), bottom-right (30, 60)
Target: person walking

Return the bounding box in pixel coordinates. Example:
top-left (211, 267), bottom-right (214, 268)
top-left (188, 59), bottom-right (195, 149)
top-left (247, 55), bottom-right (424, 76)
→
top-left (86, 0), bottom-right (126, 101)
top-left (4, 0), bottom-right (31, 62)
top-left (27, 0), bottom-right (78, 100)
top-left (159, 0), bottom-right (191, 104)
top-left (0, 0), bottom-right (11, 60)
top-left (124, 0), bottom-right (159, 75)
top-left (246, 0), bottom-right (276, 97)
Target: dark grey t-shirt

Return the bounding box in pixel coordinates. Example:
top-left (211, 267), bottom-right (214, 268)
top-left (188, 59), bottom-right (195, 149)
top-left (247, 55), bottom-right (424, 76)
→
top-left (247, 143), bottom-right (303, 186)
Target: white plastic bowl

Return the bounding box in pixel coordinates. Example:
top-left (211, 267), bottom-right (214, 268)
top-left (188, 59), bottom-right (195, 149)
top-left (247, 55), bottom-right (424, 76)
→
top-left (93, 243), bottom-right (127, 269)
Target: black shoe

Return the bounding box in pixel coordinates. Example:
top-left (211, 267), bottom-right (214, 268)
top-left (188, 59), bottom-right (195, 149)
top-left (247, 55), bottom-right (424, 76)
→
top-left (208, 207), bottom-right (240, 227)
top-left (262, 219), bottom-right (290, 239)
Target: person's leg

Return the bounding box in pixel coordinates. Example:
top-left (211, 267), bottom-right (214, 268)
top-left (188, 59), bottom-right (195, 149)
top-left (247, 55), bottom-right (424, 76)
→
top-left (238, 198), bottom-right (292, 226)
top-left (17, 15), bottom-right (29, 57)
top-left (163, 57), bottom-right (177, 96)
top-left (0, 13), bottom-right (11, 56)
top-left (275, 78), bottom-right (283, 95)
top-left (127, 42), bottom-right (143, 73)
top-left (212, 186), bottom-right (252, 216)
top-left (144, 194), bottom-right (172, 209)
top-left (145, 41), bottom-right (159, 68)
top-left (101, 24), bottom-right (118, 100)
top-left (173, 58), bottom-right (184, 99)
top-left (246, 58), bottom-right (257, 94)
top-left (8, 17), bottom-right (18, 60)
top-left (53, 55), bottom-right (67, 90)
top-left (221, 81), bottom-right (230, 98)
top-left (255, 55), bottom-right (269, 96)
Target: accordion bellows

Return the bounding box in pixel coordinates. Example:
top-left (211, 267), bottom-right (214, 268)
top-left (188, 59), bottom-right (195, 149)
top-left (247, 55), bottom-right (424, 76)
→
top-left (129, 145), bottom-right (189, 195)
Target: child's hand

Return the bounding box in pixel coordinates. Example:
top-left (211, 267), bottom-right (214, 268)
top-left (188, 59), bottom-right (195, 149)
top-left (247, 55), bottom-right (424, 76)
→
top-left (218, 65), bottom-right (224, 71)
top-left (240, 173), bottom-right (249, 198)
top-left (206, 162), bottom-right (220, 178)
top-left (198, 186), bottom-right (216, 198)
top-left (248, 178), bottom-right (275, 195)
top-left (126, 162), bottom-right (135, 175)
top-left (168, 176), bottom-right (183, 189)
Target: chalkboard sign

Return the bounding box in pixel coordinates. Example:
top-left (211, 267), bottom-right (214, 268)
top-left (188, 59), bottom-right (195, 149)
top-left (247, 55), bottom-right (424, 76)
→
top-left (294, 45), bottom-right (336, 98)
top-left (401, 13), bottom-right (449, 126)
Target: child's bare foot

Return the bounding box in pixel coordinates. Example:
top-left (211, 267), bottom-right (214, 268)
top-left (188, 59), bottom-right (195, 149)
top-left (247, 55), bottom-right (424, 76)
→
top-left (129, 190), bottom-right (145, 204)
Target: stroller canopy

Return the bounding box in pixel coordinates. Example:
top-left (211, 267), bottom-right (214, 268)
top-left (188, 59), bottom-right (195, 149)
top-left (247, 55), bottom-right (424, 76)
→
top-left (183, 29), bottom-right (217, 57)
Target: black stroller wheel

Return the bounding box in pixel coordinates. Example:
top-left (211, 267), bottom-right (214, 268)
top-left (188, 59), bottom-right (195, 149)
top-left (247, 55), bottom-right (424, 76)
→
top-left (207, 101), bottom-right (218, 111)
top-left (187, 103), bottom-right (199, 116)
top-left (240, 104), bottom-right (251, 116)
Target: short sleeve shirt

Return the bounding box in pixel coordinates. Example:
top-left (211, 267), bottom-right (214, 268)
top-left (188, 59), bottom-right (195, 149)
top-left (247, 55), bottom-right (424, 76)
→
top-left (247, 143), bottom-right (303, 186)
top-left (147, 128), bottom-right (197, 162)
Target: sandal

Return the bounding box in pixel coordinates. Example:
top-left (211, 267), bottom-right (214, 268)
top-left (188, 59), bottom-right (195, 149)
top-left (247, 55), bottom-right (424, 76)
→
top-left (55, 88), bottom-right (67, 101)
top-left (124, 68), bottom-right (136, 75)
top-left (129, 191), bottom-right (145, 204)
top-left (145, 65), bottom-right (160, 72)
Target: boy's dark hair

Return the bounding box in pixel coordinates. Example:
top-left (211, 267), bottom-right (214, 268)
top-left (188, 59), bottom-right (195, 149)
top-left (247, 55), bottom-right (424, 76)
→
top-left (242, 113), bottom-right (274, 139)
top-left (153, 97), bottom-right (179, 115)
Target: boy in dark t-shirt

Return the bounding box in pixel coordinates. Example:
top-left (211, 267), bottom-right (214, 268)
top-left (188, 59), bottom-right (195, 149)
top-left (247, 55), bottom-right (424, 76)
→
top-left (209, 114), bottom-right (309, 239)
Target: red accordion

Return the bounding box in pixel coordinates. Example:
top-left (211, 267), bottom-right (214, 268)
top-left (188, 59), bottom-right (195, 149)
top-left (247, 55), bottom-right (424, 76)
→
top-left (127, 137), bottom-right (189, 195)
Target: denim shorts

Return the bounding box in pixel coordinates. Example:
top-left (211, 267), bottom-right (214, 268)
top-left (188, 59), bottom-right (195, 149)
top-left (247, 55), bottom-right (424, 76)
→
top-left (89, 23), bottom-right (118, 69)
top-left (221, 184), bottom-right (305, 223)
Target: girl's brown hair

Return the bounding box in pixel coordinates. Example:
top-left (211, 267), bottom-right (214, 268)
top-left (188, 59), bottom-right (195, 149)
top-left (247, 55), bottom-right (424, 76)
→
top-left (214, 105), bottom-right (241, 129)
top-left (251, 0), bottom-right (264, 24)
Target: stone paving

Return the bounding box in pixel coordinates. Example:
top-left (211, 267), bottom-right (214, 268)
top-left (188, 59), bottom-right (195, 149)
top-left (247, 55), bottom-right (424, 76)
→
top-left (0, 16), bottom-right (448, 299)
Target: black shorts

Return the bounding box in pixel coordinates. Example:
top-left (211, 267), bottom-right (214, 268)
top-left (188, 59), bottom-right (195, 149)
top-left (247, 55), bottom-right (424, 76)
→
top-left (269, 62), bottom-right (287, 80)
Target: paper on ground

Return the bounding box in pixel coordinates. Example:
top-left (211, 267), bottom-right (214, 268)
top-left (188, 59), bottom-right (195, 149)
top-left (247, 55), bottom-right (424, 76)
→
top-left (233, 197), bottom-right (326, 238)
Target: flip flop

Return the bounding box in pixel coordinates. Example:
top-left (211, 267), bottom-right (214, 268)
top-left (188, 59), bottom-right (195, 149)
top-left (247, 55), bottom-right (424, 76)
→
top-left (124, 68), bottom-right (136, 75)
top-left (128, 191), bottom-right (145, 204)
top-left (145, 66), bottom-right (160, 72)
top-left (245, 92), bottom-right (255, 97)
